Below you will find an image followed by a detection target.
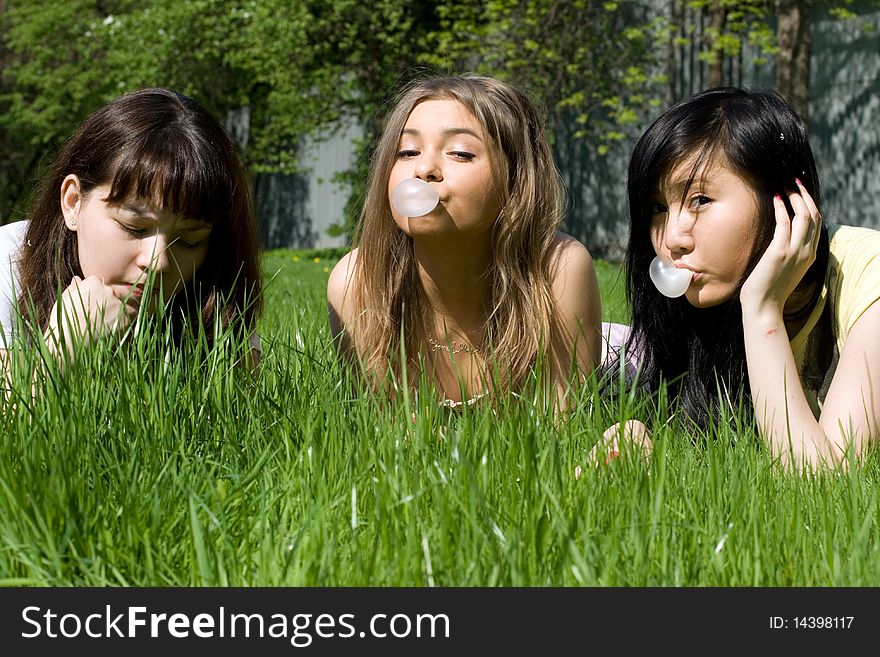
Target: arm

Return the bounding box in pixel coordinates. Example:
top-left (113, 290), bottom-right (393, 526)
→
top-left (547, 233), bottom-right (602, 403)
top-left (740, 183), bottom-right (872, 470)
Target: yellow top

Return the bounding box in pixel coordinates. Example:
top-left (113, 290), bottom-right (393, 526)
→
top-left (790, 225), bottom-right (880, 414)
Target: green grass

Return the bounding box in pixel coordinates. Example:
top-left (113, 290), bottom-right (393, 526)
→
top-left (0, 250), bottom-right (878, 586)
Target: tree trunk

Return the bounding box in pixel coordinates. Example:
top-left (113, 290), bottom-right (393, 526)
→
top-left (706, 4), bottom-right (727, 88)
top-left (667, 0), bottom-right (680, 102)
top-left (774, 0), bottom-right (812, 123)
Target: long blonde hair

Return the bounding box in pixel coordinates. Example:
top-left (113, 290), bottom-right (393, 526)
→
top-left (352, 75), bottom-right (563, 390)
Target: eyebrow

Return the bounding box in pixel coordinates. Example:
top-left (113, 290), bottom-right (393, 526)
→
top-left (118, 202), bottom-right (157, 217)
top-left (401, 127), bottom-right (483, 141)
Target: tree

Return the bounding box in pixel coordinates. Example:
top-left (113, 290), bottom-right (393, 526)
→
top-left (421, 0), bottom-right (668, 151)
top-left (664, 0), bottom-right (877, 122)
top-left (774, 0), bottom-right (811, 119)
top-left (664, 0), bottom-right (776, 100)
top-left (0, 0), bottom-right (440, 227)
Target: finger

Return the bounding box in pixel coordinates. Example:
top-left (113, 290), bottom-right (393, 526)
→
top-left (115, 306), bottom-right (133, 331)
top-left (786, 190), bottom-right (813, 247)
top-left (794, 178), bottom-right (823, 250)
top-left (105, 282), bottom-right (121, 300)
top-left (591, 439), bottom-right (619, 467)
top-left (772, 194), bottom-right (792, 245)
top-left (794, 178), bottom-right (821, 219)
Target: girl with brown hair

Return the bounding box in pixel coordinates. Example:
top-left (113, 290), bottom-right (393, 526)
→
top-left (0, 88), bottom-right (262, 363)
top-left (328, 75), bottom-right (603, 406)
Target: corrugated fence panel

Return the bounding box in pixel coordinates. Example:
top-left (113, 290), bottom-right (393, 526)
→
top-left (256, 120), bottom-right (361, 250)
top-left (810, 8), bottom-right (880, 229)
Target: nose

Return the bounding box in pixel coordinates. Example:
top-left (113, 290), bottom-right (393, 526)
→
top-left (136, 232), bottom-right (174, 274)
top-left (663, 205), bottom-right (696, 256)
top-left (413, 150), bottom-right (442, 183)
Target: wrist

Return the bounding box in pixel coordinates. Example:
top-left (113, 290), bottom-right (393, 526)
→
top-left (740, 289), bottom-right (784, 318)
top-left (741, 303), bottom-right (786, 340)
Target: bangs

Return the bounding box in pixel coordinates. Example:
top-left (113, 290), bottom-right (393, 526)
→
top-left (104, 130), bottom-right (234, 224)
top-left (655, 139), bottom-right (720, 205)
top-left (639, 100), bottom-right (729, 214)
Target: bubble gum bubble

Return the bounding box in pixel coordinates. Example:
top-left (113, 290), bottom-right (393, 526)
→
top-left (649, 255), bottom-right (693, 298)
top-left (391, 178), bottom-right (440, 217)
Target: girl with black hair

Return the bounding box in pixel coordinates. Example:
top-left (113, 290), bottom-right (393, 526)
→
top-left (598, 87), bottom-right (880, 470)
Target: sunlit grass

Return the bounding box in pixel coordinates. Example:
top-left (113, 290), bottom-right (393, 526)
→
top-left (0, 251), bottom-right (877, 586)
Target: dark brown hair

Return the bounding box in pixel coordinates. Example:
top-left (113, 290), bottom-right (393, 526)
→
top-left (19, 88), bottom-right (262, 342)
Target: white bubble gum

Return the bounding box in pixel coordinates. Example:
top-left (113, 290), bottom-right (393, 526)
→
top-left (391, 178), bottom-right (440, 217)
top-left (649, 255), bottom-right (693, 298)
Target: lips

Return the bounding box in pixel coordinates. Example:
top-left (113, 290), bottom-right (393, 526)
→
top-left (674, 260), bottom-right (701, 276)
top-left (113, 283), bottom-right (146, 309)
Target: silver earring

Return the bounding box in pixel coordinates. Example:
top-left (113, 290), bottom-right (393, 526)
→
top-left (70, 219), bottom-right (78, 227)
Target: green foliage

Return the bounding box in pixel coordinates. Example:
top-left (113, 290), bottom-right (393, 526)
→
top-left (421, 0), bottom-right (668, 152)
top-left (1, 254), bottom-right (879, 586)
top-left (0, 0), bottom-right (437, 219)
top-left (1, 0), bottom-right (876, 235)
top-left (678, 1), bottom-right (777, 72)
top-left (822, 0), bottom-right (880, 28)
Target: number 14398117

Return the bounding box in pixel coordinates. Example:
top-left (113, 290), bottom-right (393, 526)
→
top-left (770, 616), bottom-right (854, 629)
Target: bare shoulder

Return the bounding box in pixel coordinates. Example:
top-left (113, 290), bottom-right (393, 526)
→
top-left (546, 236), bottom-right (602, 378)
top-left (327, 248), bottom-right (360, 325)
top-left (548, 232), bottom-right (596, 288)
top-left (546, 232), bottom-right (600, 323)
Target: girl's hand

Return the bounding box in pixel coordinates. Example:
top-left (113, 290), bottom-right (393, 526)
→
top-left (588, 420), bottom-right (653, 466)
top-left (740, 180), bottom-right (822, 315)
top-left (44, 275), bottom-right (134, 356)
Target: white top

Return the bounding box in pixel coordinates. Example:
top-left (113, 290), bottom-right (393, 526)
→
top-left (0, 220), bottom-right (28, 346)
top-left (600, 321), bottom-right (630, 367)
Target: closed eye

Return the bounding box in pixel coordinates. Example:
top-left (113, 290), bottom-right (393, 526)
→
top-left (118, 222), bottom-right (149, 238)
top-left (170, 231), bottom-right (211, 249)
top-left (397, 149), bottom-right (419, 159)
top-left (177, 237), bottom-right (209, 249)
top-left (448, 151), bottom-right (475, 161)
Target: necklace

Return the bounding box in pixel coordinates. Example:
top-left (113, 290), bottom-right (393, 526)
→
top-left (428, 337), bottom-right (480, 354)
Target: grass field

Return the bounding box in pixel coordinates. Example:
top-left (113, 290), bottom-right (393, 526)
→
top-left (1, 251), bottom-right (878, 586)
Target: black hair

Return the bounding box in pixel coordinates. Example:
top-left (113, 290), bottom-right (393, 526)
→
top-left (620, 87), bottom-right (828, 427)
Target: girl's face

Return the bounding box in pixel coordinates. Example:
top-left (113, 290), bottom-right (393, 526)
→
top-left (649, 154), bottom-right (760, 308)
top-left (61, 176), bottom-right (213, 312)
top-left (388, 99), bottom-right (502, 239)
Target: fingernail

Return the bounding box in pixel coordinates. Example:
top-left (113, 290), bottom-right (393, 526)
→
top-left (795, 178), bottom-right (803, 186)
top-left (774, 194), bottom-right (782, 201)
